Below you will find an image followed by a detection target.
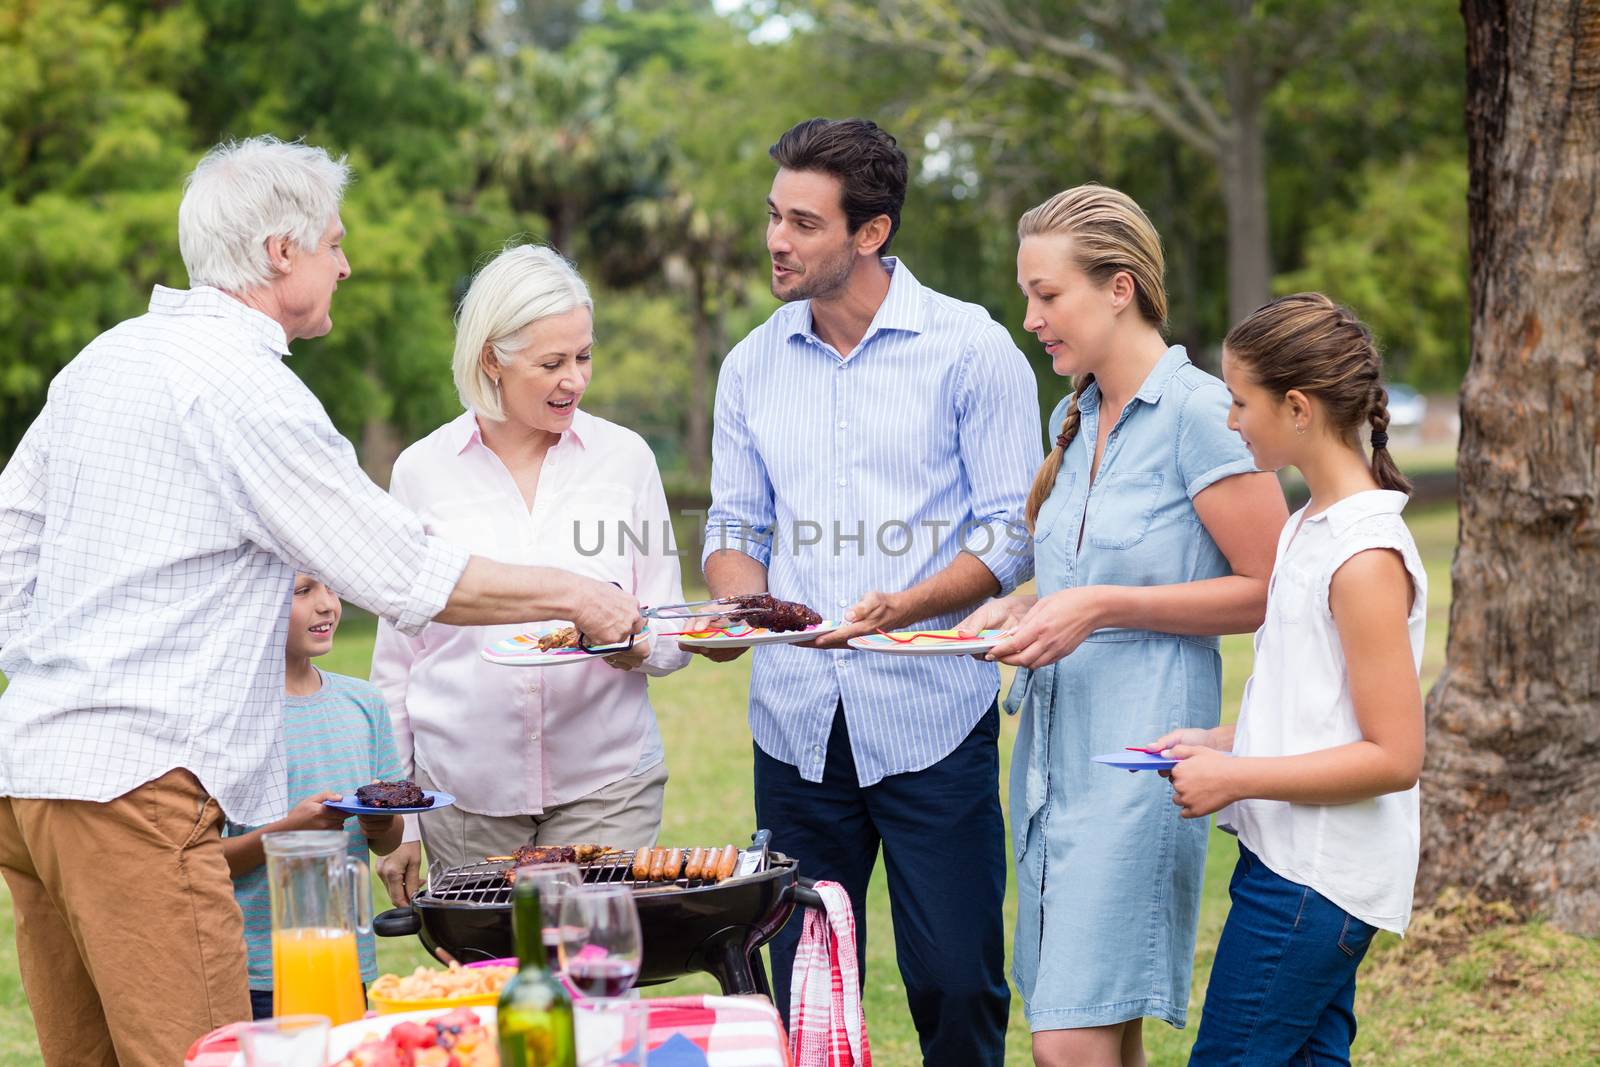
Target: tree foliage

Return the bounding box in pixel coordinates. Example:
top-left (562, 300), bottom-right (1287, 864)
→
top-left (1, 0), bottom-right (1470, 475)
top-left (1281, 150), bottom-right (1469, 388)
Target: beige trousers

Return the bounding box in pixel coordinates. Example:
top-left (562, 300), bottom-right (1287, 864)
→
top-left (412, 761), bottom-right (668, 873)
top-left (0, 768), bottom-right (251, 1067)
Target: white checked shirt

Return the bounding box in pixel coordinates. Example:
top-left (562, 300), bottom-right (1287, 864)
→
top-left (0, 286), bottom-right (470, 825)
top-left (704, 258), bottom-right (1040, 785)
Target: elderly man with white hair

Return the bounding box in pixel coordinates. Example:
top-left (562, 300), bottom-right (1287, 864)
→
top-left (371, 244), bottom-right (690, 906)
top-left (0, 137), bottom-right (640, 1067)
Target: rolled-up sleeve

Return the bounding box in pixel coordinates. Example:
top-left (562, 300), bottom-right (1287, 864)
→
top-left (222, 382), bottom-right (470, 635)
top-left (1176, 380), bottom-right (1257, 499)
top-left (955, 323), bottom-right (1042, 595)
top-left (0, 407), bottom-right (48, 649)
top-left (702, 355), bottom-right (776, 570)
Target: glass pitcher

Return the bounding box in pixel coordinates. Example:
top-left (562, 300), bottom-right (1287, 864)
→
top-left (262, 830), bottom-right (370, 1025)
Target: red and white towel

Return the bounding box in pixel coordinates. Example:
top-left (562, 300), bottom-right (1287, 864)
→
top-left (787, 880), bottom-right (871, 1067)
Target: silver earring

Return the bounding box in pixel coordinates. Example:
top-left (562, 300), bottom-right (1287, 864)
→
top-left (1294, 423), bottom-right (1306, 435)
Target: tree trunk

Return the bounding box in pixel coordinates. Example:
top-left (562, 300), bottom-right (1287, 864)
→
top-left (1417, 0), bottom-right (1600, 932)
top-left (1221, 32), bottom-right (1271, 327)
top-left (686, 263), bottom-right (714, 484)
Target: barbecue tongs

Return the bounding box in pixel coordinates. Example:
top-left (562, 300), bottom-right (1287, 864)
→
top-left (642, 597), bottom-right (765, 622)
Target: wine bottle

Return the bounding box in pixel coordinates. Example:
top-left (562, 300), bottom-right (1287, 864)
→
top-left (498, 873), bottom-right (577, 1067)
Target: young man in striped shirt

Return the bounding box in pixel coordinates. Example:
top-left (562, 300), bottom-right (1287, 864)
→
top-left (695, 118), bottom-right (1040, 1066)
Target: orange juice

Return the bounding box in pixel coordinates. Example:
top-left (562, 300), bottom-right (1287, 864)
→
top-left (272, 927), bottom-right (365, 1025)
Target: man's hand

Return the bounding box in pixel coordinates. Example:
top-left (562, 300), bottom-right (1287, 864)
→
top-left (379, 840), bottom-right (424, 907)
top-left (568, 578), bottom-right (643, 647)
top-left (284, 791), bottom-right (351, 832)
top-left (678, 614), bottom-right (750, 663)
top-left (1166, 746), bottom-right (1241, 818)
top-left (810, 591), bottom-right (911, 648)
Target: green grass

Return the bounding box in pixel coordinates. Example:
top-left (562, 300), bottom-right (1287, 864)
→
top-left (6, 500), bottom-right (1600, 1064)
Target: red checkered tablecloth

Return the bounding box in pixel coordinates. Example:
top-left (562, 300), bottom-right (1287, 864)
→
top-left (185, 993), bottom-right (791, 1066)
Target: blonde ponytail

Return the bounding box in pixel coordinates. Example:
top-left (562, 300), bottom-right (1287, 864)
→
top-left (1025, 374), bottom-right (1094, 531)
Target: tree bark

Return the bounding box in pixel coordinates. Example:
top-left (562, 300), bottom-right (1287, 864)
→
top-left (686, 262), bottom-right (714, 484)
top-left (1221, 30), bottom-right (1271, 326)
top-left (1417, 0), bottom-right (1600, 932)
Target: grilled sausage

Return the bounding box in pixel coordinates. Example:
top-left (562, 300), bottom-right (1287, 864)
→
top-left (631, 847), bottom-right (653, 881)
top-left (684, 846), bottom-right (707, 880)
top-left (663, 848), bottom-right (684, 881)
top-left (714, 844), bottom-right (739, 882)
top-left (648, 847), bottom-right (668, 881)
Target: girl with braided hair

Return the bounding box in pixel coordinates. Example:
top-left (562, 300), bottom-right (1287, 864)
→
top-left (958, 185), bottom-right (1287, 1067)
top-left (1154, 293), bottom-right (1426, 1064)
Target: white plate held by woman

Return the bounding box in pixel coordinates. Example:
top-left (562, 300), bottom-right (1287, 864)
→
top-left (481, 620), bottom-right (649, 667)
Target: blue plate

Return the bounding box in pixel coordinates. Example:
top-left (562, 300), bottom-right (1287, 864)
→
top-left (323, 790), bottom-right (455, 816)
top-left (1091, 751), bottom-right (1178, 773)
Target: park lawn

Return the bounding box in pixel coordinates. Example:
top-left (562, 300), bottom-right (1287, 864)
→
top-left (4, 500), bottom-right (1600, 1063)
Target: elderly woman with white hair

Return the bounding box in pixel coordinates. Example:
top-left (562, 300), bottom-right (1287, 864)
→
top-left (373, 245), bottom-right (690, 901)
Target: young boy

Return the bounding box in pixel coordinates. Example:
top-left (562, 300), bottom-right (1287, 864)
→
top-left (223, 574), bottom-right (406, 1019)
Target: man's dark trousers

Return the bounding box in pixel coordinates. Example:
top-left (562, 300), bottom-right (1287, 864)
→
top-left (754, 702), bottom-right (1010, 1066)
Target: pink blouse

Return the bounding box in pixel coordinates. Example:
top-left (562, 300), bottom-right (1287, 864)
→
top-left (370, 409), bottom-right (689, 836)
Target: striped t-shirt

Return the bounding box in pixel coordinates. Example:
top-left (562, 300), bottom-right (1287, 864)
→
top-left (225, 669), bottom-right (401, 989)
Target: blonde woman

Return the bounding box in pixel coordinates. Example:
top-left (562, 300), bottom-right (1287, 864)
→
top-left (373, 245), bottom-right (689, 904)
top-left (959, 186), bottom-right (1286, 1066)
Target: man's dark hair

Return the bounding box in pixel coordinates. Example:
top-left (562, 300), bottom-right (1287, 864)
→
top-left (769, 118), bottom-right (909, 255)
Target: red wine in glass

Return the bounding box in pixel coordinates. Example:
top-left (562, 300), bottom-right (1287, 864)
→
top-left (541, 927), bottom-right (562, 971)
top-left (542, 924), bottom-right (587, 971)
top-left (565, 958), bottom-right (640, 999)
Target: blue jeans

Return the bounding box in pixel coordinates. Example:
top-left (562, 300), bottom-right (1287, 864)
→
top-left (754, 703), bottom-right (1010, 1067)
top-left (1189, 844), bottom-right (1379, 1066)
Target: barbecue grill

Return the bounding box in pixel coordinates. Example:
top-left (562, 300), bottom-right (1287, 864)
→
top-left (373, 838), bottom-right (822, 997)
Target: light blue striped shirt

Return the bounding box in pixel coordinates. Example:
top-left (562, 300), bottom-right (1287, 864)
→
top-left (703, 258), bottom-right (1041, 785)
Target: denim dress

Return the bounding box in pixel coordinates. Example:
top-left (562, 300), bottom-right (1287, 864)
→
top-left (1006, 346), bottom-right (1256, 1032)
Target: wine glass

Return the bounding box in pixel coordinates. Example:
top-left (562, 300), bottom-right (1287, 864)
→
top-left (512, 862), bottom-right (582, 971)
top-left (557, 884), bottom-right (643, 999)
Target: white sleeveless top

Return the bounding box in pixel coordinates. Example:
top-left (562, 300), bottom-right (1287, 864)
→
top-left (1218, 490), bottom-right (1426, 933)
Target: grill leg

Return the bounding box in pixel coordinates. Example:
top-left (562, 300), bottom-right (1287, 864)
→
top-left (749, 948), bottom-right (772, 1001)
top-left (702, 931), bottom-right (759, 996)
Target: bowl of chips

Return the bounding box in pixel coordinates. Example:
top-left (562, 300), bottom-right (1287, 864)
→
top-left (368, 961), bottom-right (517, 1014)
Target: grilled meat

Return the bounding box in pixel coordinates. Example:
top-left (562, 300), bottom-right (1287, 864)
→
top-left (500, 841), bottom-right (613, 882)
top-left (537, 625), bottom-right (579, 651)
top-left (354, 779), bottom-right (430, 808)
top-left (728, 593), bottom-right (822, 633)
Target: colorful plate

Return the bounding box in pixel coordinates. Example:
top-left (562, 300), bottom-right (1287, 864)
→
top-left (846, 628), bottom-right (1007, 656)
top-left (1091, 751), bottom-right (1179, 772)
top-left (329, 1005), bottom-right (496, 1059)
top-left (667, 619), bottom-right (841, 649)
top-left (481, 620), bottom-right (649, 667)
top-left (323, 790), bottom-right (455, 816)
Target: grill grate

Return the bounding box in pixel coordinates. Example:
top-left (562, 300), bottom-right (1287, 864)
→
top-left (418, 848), bottom-right (746, 907)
